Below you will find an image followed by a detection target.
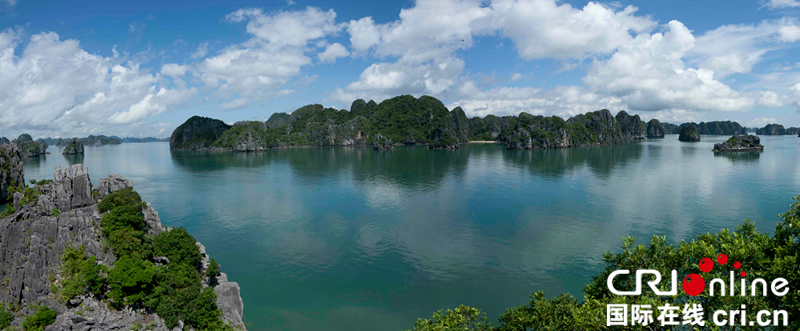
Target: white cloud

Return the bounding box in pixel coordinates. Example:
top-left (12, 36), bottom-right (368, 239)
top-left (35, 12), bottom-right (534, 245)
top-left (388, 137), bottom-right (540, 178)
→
top-left (0, 29), bottom-right (195, 137)
top-left (447, 83), bottom-right (624, 118)
top-left (779, 25), bottom-right (800, 42)
top-left (763, 0), bottom-right (800, 9)
top-left (509, 73), bottom-right (523, 82)
top-left (583, 21), bottom-right (754, 113)
top-left (5, 0), bottom-right (17, 7)
top-left (199, 7), bottom-right (342, 108)
top-left (190, 42), bottom-right (208, 59)
top-left (338, 0), bottom-right (657, 104)
top-left (318, 43), bottom-right (350, 63)
top-left (792, 83), bottom-right (800, 112)
top-left (485, 0), bottom-right (656, 60)
top-left (746, 117), bottom-right (777, 127)
top-left (161, 63), bottom-right (189, 77)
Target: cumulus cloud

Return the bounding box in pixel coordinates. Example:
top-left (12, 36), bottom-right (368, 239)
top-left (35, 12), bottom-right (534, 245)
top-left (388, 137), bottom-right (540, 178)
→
top-left (190, 42), bottom-right (208, 59)
top-left (318, 43), bottom-right (350, 63)
top-left (0, 29), bottom-right (195, 138)
top-left (484, 0), bottom-right (656, 60)
top-left (762, 0), bottom-right (800, 9)
top-left (161, 63), bottom-right (189, 77)
top-left (583, 21), bottom-right (753, 113)
top-left (779, 24), bottom-right (800, 42)
top-left (199, 7), bottom-right (343, 107)
top-left (337, 0), bottom-right (657, 105)
top-left (509, 73), bottom-right (523, 82)
top-left (746, 117), bottom-right (778, 127)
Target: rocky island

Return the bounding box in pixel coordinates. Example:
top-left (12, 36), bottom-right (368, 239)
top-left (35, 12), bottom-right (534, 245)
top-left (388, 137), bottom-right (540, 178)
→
top-left (712, 134), bottom-right (764, 152)
top-left (0, 144), bottom-right (245, 330)
top-left (11, 134), bottom-right (48, 157)
top-left (679, 126), bottom-right (701, 142)
top-left (756, 124), bottom-right (786, 135)
top-left (61, 138), bottom-right (84, 155)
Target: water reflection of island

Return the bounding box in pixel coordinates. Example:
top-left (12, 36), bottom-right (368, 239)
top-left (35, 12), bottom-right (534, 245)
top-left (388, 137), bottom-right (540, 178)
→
top-left (713, 151), bottom-right (761, 163)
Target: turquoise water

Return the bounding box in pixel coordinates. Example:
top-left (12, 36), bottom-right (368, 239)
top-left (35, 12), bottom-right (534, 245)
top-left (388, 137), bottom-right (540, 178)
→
top-left (18, 135), bottom-right (800, 330)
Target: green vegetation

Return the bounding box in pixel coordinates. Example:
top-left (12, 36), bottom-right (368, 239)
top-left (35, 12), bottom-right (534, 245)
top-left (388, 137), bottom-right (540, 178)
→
top-left (0, 303), bottom-right (13, 329)
top-left (54, 245), bottom-right (108, 303)
top-left (407, 196), bottom-right (800, 330)
top-left (206, 259), bottom-right (220, 278)
top-left (87, 188), bottom-right (235, 330)
top-left (22, 304), bottom-right (56, 331)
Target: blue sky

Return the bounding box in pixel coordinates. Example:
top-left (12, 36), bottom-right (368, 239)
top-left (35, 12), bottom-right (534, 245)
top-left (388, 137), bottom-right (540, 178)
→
top-left (2, 0), bottom-right (800, 138)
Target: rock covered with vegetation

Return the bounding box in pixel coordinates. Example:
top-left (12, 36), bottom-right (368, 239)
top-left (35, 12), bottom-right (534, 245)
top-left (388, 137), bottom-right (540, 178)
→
top-left (669, 121), bottom-right (746, 135)
top-left (61, 138), bottom-right (84, 155)
top-left (786, 127), bottom-right (799, 135)
top-left (170, 116), bottom-right (232, 150)
top-left (0, 162), bottom-right (246, 330)
top-left (505, 109), bottom-right (644, 150)
top-left (756, 123), bottom-right (786, 135)
top-left (0, 143), bottom-right (24, 201)
top-left (646, 118), bottom-right (665, 138)
top-left (12, 134), bottom-right (46, 157)
top-left (712, 134), bottom-right (764, 152)
top-left (373, 134), bottom-right (394, 150)
top-left (406, 196), bottom-right (800, 330)
top-left (679, 125), bottom-right (701, 142)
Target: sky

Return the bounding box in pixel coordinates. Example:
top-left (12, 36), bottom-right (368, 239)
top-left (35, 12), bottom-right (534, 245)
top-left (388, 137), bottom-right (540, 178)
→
top-left (2, 0), bottom-right (800, 139)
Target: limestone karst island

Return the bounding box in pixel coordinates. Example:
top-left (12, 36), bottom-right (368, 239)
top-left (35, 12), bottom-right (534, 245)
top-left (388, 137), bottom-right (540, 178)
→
top-left (2, 0), bottom-right (800, 330)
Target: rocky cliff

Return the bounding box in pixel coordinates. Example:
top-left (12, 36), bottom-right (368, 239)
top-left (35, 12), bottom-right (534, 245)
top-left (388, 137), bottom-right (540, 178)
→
top-left (170, 116), bottom-right (232, 150)
top-left (712, 135), bottom-right (763, 152)
top-left (756, 124), bottom-right (787, 135)
top-left (672, 121), bottom-right (745, 135)
top-left (0, 161), bottom-right (246, 330)
top-left (679, 126), bottom-right (701, 142)
top-left (12, 134), bottom-right (46, 157)
top-left (646, 119), bottom-right (665, 138)
top-left (0, 143), bottom-right (24, 201)
top-left (61, 138), bottom-right (84, 155)
top-left (786, 127), bottom-right (800, 135)
top-left (373, 134), bottom-right (394, 150)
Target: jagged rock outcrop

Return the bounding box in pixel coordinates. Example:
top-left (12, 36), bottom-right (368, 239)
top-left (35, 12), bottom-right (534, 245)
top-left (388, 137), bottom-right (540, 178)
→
top-left (646, 119), bottom-right (665, 138)
top-left (756, 124), bottom-right (786, 135)
top-left (713, 134), bottom-right (763, 152)
top-left (213, 121), bottom-right (274, 152)
top-left (61, 138), bottom-right (84, 155)
top-left (170, 116), bottom-right (232, 150)
top-left (615, 111), bottom-right (645, 140)
top-left (673, 121), bottom-right (745, 135)
top-left (0, 143), bottom-right (24, 200)
top-left (786, 127), bottom-right (799, 135)
top-left (0, 163), bottom-right (245, 330)
top-left (679, 126), bottom-right (701, 142)
top-left (0, 137), bottom-right (9, 144)
top-left (505, 110), bottom-right (640, 150)
top-left (13, 134), bottom-right (45, 157)
top-left (265, 113), bottom-right (291, 129)
top-left (468, 115), bottom-right (516, 141)
top-left (374, 134), bottom-right (394, 150)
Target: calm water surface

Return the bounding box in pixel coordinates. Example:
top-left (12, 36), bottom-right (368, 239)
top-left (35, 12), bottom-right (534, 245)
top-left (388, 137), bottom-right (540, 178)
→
top-left (18, 135), bottom-right (800, 330)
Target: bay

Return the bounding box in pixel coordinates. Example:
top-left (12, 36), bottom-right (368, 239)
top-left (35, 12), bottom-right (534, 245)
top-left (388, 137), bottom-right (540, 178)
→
top-left (19, 135), bottom-right (800, 330)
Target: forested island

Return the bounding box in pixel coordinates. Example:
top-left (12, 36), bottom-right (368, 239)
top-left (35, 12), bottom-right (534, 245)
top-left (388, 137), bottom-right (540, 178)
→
top-left (170, 95), bottom-right (790, 152)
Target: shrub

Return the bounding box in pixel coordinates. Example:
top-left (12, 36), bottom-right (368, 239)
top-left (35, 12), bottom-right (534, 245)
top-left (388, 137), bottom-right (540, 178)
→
top-left (51, 208), bottom-right (61, 217)
top-left (153, 228), bottom-right (201, 269)
top-left (107, 254), bottom-right (155, 308)
top-left (56, 245), bottom-right (108, 303)
top-left (0, 303), bottom-right (13, 329)
top-left (97, 187), bottom-right (142, 213)
top-left (206, 258), bottom-right (220, 278)
top-left (22, 304), bottom-right (56, 331)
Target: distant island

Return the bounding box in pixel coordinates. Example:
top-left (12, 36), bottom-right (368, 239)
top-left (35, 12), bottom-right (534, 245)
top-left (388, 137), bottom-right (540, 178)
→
top-left (169, 95), bottom-right (797, 152)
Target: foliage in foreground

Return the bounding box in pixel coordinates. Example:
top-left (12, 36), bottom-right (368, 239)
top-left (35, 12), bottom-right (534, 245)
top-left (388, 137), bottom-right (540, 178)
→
top-left (407, 195), bottom-right (800, 331)
top-left (22, 304), bottom-right (56, 331)
top-left (52, 187), bottom-right (235, 331)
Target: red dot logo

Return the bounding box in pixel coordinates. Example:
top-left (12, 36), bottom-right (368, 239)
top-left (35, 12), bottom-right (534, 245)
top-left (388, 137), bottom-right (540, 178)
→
top-left (717, 254), bottom-right (728, 265)
top-left (734, 261), bottom-right (741, 269)
top-left (699, 258), bottom-right (713, 273)
top-left (682, 274), bottom-right (706, 296)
